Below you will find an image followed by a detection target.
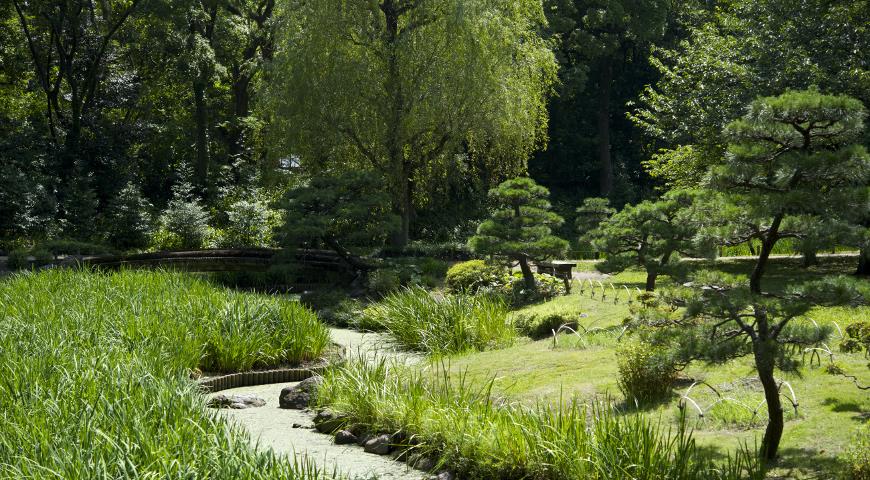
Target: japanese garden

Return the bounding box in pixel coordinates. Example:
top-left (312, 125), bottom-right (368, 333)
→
top-left (0, 0), bottom-right (868, 479)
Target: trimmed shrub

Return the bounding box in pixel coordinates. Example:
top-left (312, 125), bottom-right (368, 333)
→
top-left (31, 248), bottom-right (54, 267)
top-left (617, 340), bottom-right (677, 405)
top-left (39, 239), bottom-right (115, 256)
top-left (445, 260), bottom-right (503, 292)
top-left (499, 271), bottom-right (566, 306)
top-left (514, 311), bottom-right (580, 339)
top-left (367, 268), bottom-right (402, 295)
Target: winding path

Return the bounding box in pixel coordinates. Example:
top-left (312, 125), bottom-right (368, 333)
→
top-left (208, 329), bottom-right (425, 480)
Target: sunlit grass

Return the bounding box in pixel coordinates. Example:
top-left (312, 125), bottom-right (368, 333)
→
top-left (318, 359), bottom-right (762, 480)
top-left (0, 269), bottom-right (331, 479)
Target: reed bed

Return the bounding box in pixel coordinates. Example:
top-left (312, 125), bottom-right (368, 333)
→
top-left (318, 359), bottom-right (763, 480)
top-left (0, 269), bottom-right (331, 479)
top-left (359, 286), bottom-right (514, 355)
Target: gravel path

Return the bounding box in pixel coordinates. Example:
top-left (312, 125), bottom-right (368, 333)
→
top-left (208, 328), bottom-right (426, 480)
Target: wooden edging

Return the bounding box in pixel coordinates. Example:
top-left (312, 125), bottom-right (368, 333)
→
top-left (197, 365), bottom-right (328, 393)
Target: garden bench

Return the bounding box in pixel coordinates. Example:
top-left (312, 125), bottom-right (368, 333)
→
top-left (535, 261), bottom-right (577, 292)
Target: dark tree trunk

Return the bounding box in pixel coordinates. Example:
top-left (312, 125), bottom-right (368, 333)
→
top-left (754, 338), bottom-right (784, 460)
top-left (802, 249), bottom-right (818, 268)
top-left (750, 215), bottom-right (783, 294)
top-left (645, 271), bottom-right (658, 292)
top-left (382, 0), bottom-right (410, 249)
top-left (518, 255), bottom-right (536, 290)
top-left (193, 80), bottom-right (210, 188)
top-left (597, 58), bottom-right (613, 197)
top-left (857, 247), bottom-right (870, 276)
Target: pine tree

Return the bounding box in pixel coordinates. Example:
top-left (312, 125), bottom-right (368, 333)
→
top-left (586, 189), bottom-right (708, 291)
top-left (469, 178), bottom-right (568, 289)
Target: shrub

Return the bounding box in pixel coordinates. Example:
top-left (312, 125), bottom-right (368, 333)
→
top-left (840, 321), bottom-right (870, 354)
top-left (445, 260), bottom-right (503, 292)
top-left (221, 199), bottom-right (280, 248)
top-left (367, 268), bottom-right (402, 295)
top-left (317, 360), bottom-right (762, 480)
top-left (845, 423), bottom-right (870, 480)
top-left (31, 248), bottom-right (54, 267)
top-left (6, 248), bottom-right (30, 270)
top-left (101, 182), bottom-right (153, 249)
top-left (155, 181), bottom-right (211, 250)
top-left (420, 257), bottom-right (449, 279)
top-left (514, 311), bottom-right (580, 339)
top-left (361, 287), bottom-right (514, 354)
top-left (39, 239), bottom-right (115, 256)
top-left (499, 271), bottom-right (566, 306)
top-left (616, 340), bottom-right (678, 405)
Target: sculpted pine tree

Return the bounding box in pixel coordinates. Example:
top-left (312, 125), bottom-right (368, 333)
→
top-left (710, 90), bottom-right (870, 295)
top-left (469, 178), bottom-right (568, 290)
top-left (637, 91), bottom-right (870, 462)
top-left (586, 190), bottom-right (707, 291)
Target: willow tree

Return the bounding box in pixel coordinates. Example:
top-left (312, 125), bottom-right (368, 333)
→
top-left (265, 0), bottom-right (557, 247)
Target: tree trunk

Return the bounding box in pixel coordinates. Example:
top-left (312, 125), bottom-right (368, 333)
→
top-left (802, 249), bottom-right (818, 268)
top-left (597, 58), bottom-right (613, 197)
top-left (857, 247), bottom-right (870, 276)
top-left (518, 255), bottom-right (536, 290)
top-left (391, 172), bottom-right (412, 249)
top-left (754, 339), bottom-right (784, 460)
top-left (750, 215), bottom-right (783, 294)
top-left (645, 271), bottom-right (658, 292)
top-left (382, 1), bottom-right (409, 249)
top-left (193, 80), bottom-right (210, 189)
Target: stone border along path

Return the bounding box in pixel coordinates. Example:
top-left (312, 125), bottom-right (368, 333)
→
top-left (206, 328), bottom-right (426, 480)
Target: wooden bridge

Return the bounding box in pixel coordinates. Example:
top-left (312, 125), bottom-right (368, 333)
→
top-left (74, 248), bottom-right (369, 273)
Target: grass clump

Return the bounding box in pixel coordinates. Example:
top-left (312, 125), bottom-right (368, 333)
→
top-left (0, 269), bottom-right (330, 478)
top-left (318, 359), bottom-right (762, 480)
top-left (360, 286), bottom-right (513, 354)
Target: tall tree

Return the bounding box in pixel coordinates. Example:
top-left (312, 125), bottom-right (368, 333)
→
top-left (265, 0), bottom-right (557, 248)
top-left (545, 0), bottom-right (670, 196)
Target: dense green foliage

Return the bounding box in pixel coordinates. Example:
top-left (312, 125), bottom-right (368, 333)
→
top-left (359, 286), bottom-right (513, 354)
top-left (616, 340), bottom-right (678, 405)
top-left (317, 359), bottom-right (762, 480)
top-left (445, 260), bottom-right (504, 293)
top-left (0, 269), bottom-right (329, 478)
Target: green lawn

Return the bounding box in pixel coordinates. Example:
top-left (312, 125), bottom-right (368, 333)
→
top-left (442, 257), bottom-right (869, 478)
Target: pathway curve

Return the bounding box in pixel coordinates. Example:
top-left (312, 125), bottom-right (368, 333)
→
top-left (208, 328), bottom-right (426, 480)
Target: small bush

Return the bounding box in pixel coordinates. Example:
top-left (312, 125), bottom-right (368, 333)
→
top-left (498, 271), bottom-right (567, 307)
top-left (361, 286), bottom-right (513, 354)
top-left (367, 268), bottom-right (402, 295)
top-left (6, 248), bottom-right (30, 270)
top-left (420, 257), bottom-right (449, 279)
top-left (445, 260), bottom-right (503, 292)
top-left (845, 423), bottom-right (870, 480)
top-left (514, 311), bottom-right (580, 339)
top-left (840, 321), bottom-right (870, 354)
top-left (154, 181), bottom-right (211, 250)
top-left (617, 340), bottom-right (677, 405)
top-left (31, 248), bottom-right (54, 266)
top-left (100, 182), bottom-right (153, 249)
top-left (220, 199), bottom-right (281, 248)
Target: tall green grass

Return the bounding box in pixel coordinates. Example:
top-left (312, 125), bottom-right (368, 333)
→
top-left (359, 286), bottom-right (514, 354)
top-left (318, 359), bottom-right (763, 480)
top-left (0, 269), bottom-right (330, 478)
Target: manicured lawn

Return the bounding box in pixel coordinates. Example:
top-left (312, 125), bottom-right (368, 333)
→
top-left (442, 257), bottom-right (869, 478)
